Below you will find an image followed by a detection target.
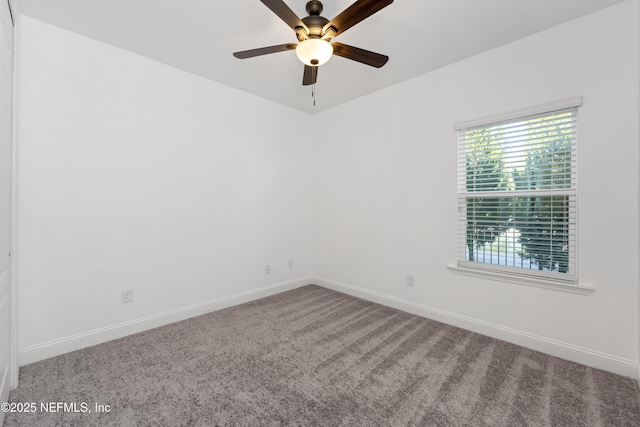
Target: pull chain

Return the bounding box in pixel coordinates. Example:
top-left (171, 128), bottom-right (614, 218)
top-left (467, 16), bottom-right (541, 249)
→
top-left (312, 84), bottom-right (316, 106)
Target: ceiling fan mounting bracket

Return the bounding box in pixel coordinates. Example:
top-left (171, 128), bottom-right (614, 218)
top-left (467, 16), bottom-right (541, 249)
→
top-left (321, 26), bottom-right (337, 40)
top-left (294, 26), bottom-right (308, 41)
top-left (306, 1), bottom-right (323, 16)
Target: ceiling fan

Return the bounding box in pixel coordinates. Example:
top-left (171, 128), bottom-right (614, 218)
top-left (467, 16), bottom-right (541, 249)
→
top-left (233, 0), bottom-right (393, 85)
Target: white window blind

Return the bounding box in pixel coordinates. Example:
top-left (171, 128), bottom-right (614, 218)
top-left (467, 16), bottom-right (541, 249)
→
top-left (456, 103), bottom-right (578, 283)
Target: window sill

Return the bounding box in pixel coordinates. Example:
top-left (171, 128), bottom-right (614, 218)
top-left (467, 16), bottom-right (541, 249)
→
top-left (447, 264), bottom-right (594, 295)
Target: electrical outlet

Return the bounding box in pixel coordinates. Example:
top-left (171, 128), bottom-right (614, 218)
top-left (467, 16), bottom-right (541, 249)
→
top-left (122, 289), bottom-right (133, 303)
top-left (406, 275), bottom-right (415, 287)
top-left (265, 264), bottom-right (271, 274)
top-left (288, 259), bottom-right (294, 269)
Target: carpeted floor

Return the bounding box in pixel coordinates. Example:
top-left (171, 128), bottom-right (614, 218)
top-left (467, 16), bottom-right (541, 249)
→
top-left (5, 285), bottom-right (640, 426)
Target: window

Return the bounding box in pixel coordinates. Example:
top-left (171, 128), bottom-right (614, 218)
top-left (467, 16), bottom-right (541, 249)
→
top-left (455, 98), bottom-right (581, 285)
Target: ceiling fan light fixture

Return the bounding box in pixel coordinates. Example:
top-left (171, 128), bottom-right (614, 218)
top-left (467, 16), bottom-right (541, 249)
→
top-left (296, 39), bottom-right (333, 66)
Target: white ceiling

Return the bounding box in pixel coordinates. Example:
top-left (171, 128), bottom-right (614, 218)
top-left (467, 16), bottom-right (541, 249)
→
top-left (17, 0), bottom-right (627, 113)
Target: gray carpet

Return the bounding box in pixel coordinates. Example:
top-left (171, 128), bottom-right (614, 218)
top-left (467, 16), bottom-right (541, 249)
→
top-left (5, 285), bottom-right (640, 426)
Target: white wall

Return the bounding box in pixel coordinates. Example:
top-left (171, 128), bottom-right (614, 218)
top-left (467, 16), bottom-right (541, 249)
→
top-left (15, 16), bottom-right (313, 362)
top-left (313, 1), bottom-right (639, 375)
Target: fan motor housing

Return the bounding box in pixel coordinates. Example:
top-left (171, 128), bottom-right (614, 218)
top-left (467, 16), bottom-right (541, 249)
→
top-left (299, 0), bottom-right (328, 39)
top-left (301, 15), bottom-right (329, 37)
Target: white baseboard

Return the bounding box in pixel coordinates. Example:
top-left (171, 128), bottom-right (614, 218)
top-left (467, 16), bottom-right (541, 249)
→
top-left (19, 277), bottom-right (312, 366)
top-left (313, 276), bottom-right (639, 380)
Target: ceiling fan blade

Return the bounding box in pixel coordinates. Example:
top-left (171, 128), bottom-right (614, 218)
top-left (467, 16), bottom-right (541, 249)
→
top-left (260, 0), bottom-right (309, 35)
top-left (302, 65), bottom-right (318, 85)
top-left (331, 42), bottom-right (388, 68)
top-left (323, 0), bottom-right (393, 38)
top-left (233, 43), bottom-right (297, 59)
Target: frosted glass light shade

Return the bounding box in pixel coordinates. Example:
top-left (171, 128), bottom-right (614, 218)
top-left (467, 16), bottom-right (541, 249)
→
top-left (295, 39), bottom-right (333, 66)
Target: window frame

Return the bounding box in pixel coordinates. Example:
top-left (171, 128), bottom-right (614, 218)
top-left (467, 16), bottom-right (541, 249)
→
top-left (449, 97), bottom-right (593, 295)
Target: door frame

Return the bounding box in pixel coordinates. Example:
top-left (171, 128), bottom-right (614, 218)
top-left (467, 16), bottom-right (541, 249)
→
top-left (8, 0), bottom-right (18, 390)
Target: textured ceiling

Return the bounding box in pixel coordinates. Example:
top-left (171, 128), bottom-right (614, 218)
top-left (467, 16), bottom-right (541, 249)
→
top-left (17, 0), bottom-right (627, 113)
